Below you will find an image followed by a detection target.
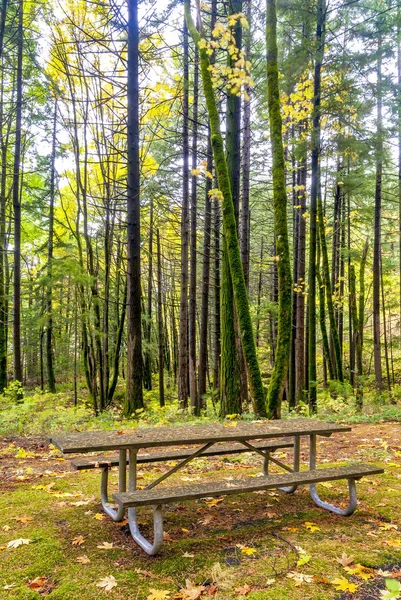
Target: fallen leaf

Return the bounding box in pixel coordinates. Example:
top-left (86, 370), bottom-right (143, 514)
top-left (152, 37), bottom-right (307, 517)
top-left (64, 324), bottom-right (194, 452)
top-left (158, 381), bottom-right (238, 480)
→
top-left (94, 513), bottom-right (105, 521)
top-left (97, 542), bottom-right (116, 550)
top-left (380, 523), bottom-right (398, 531)
top-left (16, 448), bottom-right (27, 459)
top-left (336, 552), bottom-right (354, 567)
top-left (176, 579), bottom-right (206, 600)
top-left (28, 576), bottom-right (55, 594)
top-left (134, 568), bottom-right (157, 578)
top-left (385, 539), bottom-right (401, 548)
top-left (76, 555), bottom-right (90, 564)
top-left (331, 577), bottom-right (359, 592)
top-left (146, 589), bottom-right (171, 600)
top-left (235, 584), bottom-right (252, 595)
top-left (3, 584), bottom-right (16, 590)
top-left (182, 552), bottom-right (195, 558)
top-left (240, 547), bottom-right (257, 556)
top-left (2, 525), bottom-right (10, 531)
top-left (96, 575), bottom-right (118, 592)
top-left (12, 516), bottom-right (32, 524)
top-left (7, 538), bottom-right (33, 549)
top-left (297, 554), bottom-right (311, 567)
top-left (314, 576), bottom-right (330, 584)
top-left (287, 571), bottom-right (313, 586)
top-left (72, 536), bottom-right (85, 546)
top-left (304, 521), bottom-right (321, 532)
top-left (204, 497), bottom-right (224, 507)
top-left (117, 519), bottom-right (129, 527)
top-left (344, 564), bottom-right (374, 580)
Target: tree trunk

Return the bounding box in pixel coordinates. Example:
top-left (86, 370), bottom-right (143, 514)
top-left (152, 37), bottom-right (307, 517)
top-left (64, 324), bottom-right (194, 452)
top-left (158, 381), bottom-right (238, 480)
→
top-left (157, 230), bottom-right (165, 407)
top-left (46, 100), bottom-right (57, 393)
top-left (296, 150), bottom-right (306, 403)
top-left (185, 0), bottom-right (267, 417)
top-left (213, 198), bottom-right (221, 391)
top-left (220, 0), bottom-right (243, 416)
top-left (178, 15), bottom-right (190, 409)
top-left (308, 0), bottom-right (326, 412)
top-left (373, 31), bottom-right (383, 391)
top-left (144, 200), bottom-right (153, 391)
top-left (317, 194), bottom-right (343, 381)
top-left (265, 0), bottom-right (292, 419)
top-left (198, 129), bottom-right (213, 408)
top-left (13, 0), bottom-right (23, 385)
top-left (0, 0), bottom-right (9, 392)
top-left (125, 0), bottom-right (143, 415)
top-left (189, 40), bottom-right (199, 413)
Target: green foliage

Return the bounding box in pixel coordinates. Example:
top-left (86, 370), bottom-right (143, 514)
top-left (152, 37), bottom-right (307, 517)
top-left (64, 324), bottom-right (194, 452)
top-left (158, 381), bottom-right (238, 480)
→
top-left (382, 579), bottom-right (401, 600)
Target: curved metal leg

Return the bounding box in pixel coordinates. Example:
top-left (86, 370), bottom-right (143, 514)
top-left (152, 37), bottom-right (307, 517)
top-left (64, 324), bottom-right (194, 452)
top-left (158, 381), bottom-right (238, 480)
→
top-left (100, 449), bottom-right (126, 522)
top-left (124, 447), bottom-right (164, 555)
top-left (310, 478), bottom-right (357, 516)
top-left (308, 433), bottom-right (357, 515)
top-left (279, 435), bottom-right (300, 494)
top-left (128, 505), bottom-right (164, 555)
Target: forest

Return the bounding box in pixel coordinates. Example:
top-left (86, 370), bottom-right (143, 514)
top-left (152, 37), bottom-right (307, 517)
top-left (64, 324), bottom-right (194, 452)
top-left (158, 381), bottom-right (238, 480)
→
top-left (0, 0), bottom-right (400, 423)
top-left (3, 1), bottom-right (401, 598)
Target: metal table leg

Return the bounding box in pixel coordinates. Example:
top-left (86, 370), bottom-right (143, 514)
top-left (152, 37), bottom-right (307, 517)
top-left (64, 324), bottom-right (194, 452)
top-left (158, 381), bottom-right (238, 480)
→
top-left (309, 433), bottom-right (357, 516)
top-left (127, 448), bottom-right (163, 555)
top-left (279, 435), bottom-right (300, 494)
top-left (100, 448), bottom-right (127, 522)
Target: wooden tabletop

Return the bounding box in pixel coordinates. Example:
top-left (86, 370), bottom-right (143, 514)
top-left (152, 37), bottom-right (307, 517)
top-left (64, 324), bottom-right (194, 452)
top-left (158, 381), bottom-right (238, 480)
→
top-left (49, 418), bottom-right (351, 454)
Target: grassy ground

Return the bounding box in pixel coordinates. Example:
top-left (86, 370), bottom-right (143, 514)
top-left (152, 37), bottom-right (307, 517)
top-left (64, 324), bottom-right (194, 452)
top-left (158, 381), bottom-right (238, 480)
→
top-left (1, 421), bottom-right (401, 599)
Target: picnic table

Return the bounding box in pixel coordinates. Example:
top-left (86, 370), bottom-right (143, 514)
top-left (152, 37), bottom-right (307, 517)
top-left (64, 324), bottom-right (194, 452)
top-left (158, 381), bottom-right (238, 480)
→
top-left (49, 418), bottom-right (383, 555)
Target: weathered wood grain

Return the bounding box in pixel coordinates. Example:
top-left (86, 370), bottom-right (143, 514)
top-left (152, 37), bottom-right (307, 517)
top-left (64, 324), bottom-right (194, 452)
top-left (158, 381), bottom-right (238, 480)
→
top-left (113, 464), bottom-right (383, 507)
top-left (50, 418), bottom-right (351, 453)
top-left (70, 439), bottom-right (293, 470)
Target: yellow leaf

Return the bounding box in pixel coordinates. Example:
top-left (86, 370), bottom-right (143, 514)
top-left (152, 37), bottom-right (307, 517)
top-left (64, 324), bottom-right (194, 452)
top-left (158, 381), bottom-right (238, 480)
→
top-left (76, 555), bottom-right (90, 564)
top-left (344, 564), bottom-right (374, 580)
top-left (16, 448), bottom-right (27, 459)
top-left (380, 523), bottom-right (398, 531)
top-left (240, 546), bottom-right (257, 556)
top-left (146, 589), bottom-right (171, 600)
top-left (331, 577), bottom-right (358, 592)
top-left (304, 521), bottom-right (321, 532)
top-left (94, 513), bottom-right (105, 521)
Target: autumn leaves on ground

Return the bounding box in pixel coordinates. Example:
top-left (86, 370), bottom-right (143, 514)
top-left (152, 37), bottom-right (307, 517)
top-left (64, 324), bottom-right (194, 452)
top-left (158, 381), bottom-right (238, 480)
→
top-left (0, 422), bottom-right (399, 600)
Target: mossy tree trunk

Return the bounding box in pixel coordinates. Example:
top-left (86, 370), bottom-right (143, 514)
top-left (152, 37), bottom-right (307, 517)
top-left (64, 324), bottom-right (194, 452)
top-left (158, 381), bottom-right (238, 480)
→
top-left (185, 0), bottom-right (267, 417)
top-left (265, 0), bottom-right (292, 419)
top-left (221, 0), bottom-right (242, 417)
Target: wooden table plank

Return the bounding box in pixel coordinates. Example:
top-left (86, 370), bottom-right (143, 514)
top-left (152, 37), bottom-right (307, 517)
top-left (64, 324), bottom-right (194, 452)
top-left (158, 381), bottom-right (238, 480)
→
top-left (113, 464), bottom-right (383, 507)
top-left (49, 419), bottom-right (351, 453)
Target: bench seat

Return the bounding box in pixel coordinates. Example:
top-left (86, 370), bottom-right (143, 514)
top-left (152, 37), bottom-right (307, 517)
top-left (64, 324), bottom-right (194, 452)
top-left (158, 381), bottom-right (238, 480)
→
top-left (70, 439), bottom-right (293, 470)
top-left (113, 463), bottom-right (383, 508)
